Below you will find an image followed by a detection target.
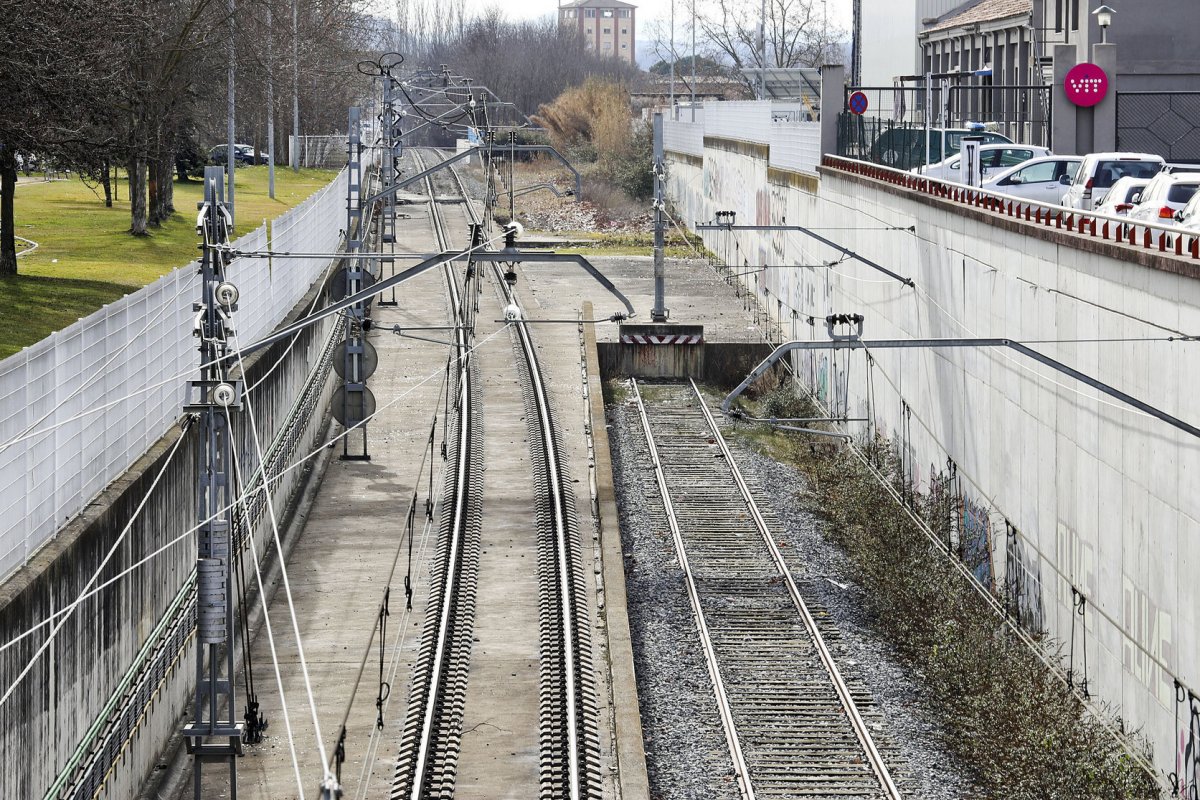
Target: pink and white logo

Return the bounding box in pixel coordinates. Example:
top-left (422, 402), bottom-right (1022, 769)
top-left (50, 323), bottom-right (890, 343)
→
top-left (1064, 62), bottom-right (1109, 107)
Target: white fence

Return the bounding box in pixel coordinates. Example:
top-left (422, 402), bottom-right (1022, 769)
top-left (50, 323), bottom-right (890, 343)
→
top-left (663, 100), bottom-right (823, 176)
top-left (0, 170), bottom-right (348, 578)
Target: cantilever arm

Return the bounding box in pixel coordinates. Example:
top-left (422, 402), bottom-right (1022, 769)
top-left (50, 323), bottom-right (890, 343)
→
top-left (227, 247), bottom-right (632, 362)
top-left (471, 250), bottom-right (635, 318)
top-left (721, 338), bottom-right (1200, 441)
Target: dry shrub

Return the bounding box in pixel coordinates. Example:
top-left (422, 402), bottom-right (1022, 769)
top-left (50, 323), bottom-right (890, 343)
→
top-left (532, 78), bottom-right (632, 160)
top-left (791, 434), bottom-right (1162, 799)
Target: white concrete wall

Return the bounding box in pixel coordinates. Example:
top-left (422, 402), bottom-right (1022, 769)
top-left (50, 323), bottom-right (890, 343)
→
top-left (860, 0), bottom-right (918, 96)
top-left (666, 146), bottom-right (1200, 783)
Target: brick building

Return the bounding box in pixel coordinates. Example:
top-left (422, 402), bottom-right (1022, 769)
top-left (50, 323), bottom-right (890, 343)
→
top-left (558, 0), bottom-right (636, 63)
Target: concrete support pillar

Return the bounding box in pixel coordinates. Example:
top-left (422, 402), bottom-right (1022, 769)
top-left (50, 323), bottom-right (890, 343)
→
top-left (820, 64), bottom-right (845, 160)
top-left (1091, 42), bottom-right (1118, 152)
top-left (1051, 44), bottom-right (1079, 154)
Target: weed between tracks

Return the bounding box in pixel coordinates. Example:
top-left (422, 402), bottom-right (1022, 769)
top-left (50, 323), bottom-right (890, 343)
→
top-left (721, 383), bottom-right (1161, 799)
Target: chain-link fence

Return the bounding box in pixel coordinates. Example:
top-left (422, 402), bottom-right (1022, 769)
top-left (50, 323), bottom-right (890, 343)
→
top-left (1117, 91), bottom-right (1200, 164)
top-left (0, 169), bottom-right (348, 578)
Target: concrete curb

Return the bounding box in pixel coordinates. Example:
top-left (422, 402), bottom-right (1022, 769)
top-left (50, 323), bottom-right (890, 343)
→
top-left (582, 303), bottom-right (649, 800)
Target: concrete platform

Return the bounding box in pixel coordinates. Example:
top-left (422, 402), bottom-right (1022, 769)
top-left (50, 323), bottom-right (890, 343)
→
top-left (196, 199), bottom-right (753, 798)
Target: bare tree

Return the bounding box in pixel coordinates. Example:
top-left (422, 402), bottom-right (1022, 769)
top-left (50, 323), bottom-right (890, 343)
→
top-left (0, 0), bottom-right (139, 274)
top-left (696, 0), bottom-right (843, 90)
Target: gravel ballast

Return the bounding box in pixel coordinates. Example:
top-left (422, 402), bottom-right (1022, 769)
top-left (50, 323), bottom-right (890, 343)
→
top-left (608, 391), bottom-right (983, 799)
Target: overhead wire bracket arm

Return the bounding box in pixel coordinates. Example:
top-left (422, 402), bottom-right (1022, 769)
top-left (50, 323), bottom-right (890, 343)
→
top-left (720, 337), bottom-right (1200, 441)
top-left (694, 221), bottom-right (915, 287)
top-left (471, 250), bottom-right (635, 318)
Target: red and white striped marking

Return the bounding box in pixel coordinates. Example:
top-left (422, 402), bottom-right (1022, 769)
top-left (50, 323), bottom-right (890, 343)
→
top-left (621, 334), bottom-right (704, 345)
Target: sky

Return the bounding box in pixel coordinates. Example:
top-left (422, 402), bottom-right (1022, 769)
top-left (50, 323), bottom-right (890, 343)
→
top-left (371, 0), bottom-right (854, 45)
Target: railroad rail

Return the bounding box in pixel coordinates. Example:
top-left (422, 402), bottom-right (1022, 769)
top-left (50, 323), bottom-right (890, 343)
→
top-left (391, 147), bottom-right (601, 798)
top-left (391, 149), bottom-right (483, 800)
top-left (629, 378), bottom-right (904, 800)
top-left (491, 262), bottom-right (603, 800)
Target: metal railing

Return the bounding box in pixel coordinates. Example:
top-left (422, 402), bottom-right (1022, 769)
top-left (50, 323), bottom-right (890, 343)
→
top-left (822, 154), bottom-right (1200, 260)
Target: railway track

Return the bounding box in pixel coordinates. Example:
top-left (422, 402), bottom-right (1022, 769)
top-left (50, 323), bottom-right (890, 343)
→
top-left (392, 149), bottom-right (600, 798)
top-left (630, 378), bottom-right (905, 800)
top-left (391, 149), bottom-right (483, 800)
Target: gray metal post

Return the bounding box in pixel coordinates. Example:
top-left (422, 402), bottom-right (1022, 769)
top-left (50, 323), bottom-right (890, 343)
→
top-left (341, 107), bottom-right (370, 460)
top-left (226, 0), bottom-right (237, 223)
top-left (759, 0), bottom-right (767, 101)
top-left (266, 3), bottom-right (275, 198)
top-left (651, 112), bottom-right (668, 322)
top-left (183, 166), bottom-right (245, 798)
top-left (1091, 42), bottom-right (1118, 152)
top-left (378, 74), bottom-right (400, 307)
top-left (690, 0), bottom-right (696, 120)
top-left (669, 0), bottom-right (676, 111)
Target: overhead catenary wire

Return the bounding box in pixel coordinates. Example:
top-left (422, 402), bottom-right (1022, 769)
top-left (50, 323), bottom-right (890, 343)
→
top-left (223, 405), bottom-right (308, 800)
top-left (0, 426), bottom-right (189, 709)
top-left (229, 336), bottom-right (331, 787)
top-left (0, 325), bottom-right (511, 663)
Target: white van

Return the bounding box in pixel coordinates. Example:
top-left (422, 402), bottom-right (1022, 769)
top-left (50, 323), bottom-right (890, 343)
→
top-left (1060, 153), bottom-right (1166, 210)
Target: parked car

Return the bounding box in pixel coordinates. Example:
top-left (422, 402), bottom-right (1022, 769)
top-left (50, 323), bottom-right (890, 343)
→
top-left (208, 144), bottom-right (265, 166)
top-left (1060, 153), bottom-right (1166, 210)
top-left (871, 127), bottom-right (1013, 170)
top-left (1093, 176), bottom-right (1152, 216)
top-left (1125, 171), bottom-right (1200, 224)
top-left (984, 156), bottom-right (1083, 202)
top-left (916, 145), bottom-right (1052, 181)
top-left (1172, 190), bottom-right (1200, 232)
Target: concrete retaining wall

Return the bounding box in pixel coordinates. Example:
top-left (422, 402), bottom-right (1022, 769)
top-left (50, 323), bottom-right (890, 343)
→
top-left (666, 147), bottom-right (1200, 782)
top-left (0, 271), bottom-right (340, 799)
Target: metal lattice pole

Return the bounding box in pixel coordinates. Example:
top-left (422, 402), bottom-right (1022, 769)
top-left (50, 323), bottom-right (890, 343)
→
top-left (183, 166), bottom-right (246, 799)
top-left (341, 107), bottom-right (370, 460)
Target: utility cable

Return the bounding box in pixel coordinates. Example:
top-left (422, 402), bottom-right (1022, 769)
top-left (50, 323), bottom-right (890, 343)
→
top-left (224, 405), bottom-right (308, 800)
top-left (0, 277), bottom-right (192, 457)
top-left (0, 426), bottom-right (188, 709)
top-left (0, 325), bottom-right (510, 664)
top-left (230, 332), bottom-right (332, 785)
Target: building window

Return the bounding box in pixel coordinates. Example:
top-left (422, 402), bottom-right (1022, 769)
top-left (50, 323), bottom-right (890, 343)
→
top-left (603, 42), bottom-right (612, 50)
top-left (586, 27), bottom-right (592, 34)
top-left (602, 9), bottom-right (613, 16)
top-left (621, 28), bottom-right (627, 33)
top-left (603, 27), bottom-right (611, 33)
top-left (621, 43), bottom-right (627, 48)
top-left (1070, 0), bottom-right (1079, 30)
top-left (618, 8), bottom-right (630, 17)
top-left (585, 9), bottom-right (596, 17)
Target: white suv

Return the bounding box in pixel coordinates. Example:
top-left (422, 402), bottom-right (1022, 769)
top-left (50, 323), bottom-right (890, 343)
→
top-left (1126, 172), bottom-right (1200, 224)
top-left (1060, 153), bottom-right (1166, 211)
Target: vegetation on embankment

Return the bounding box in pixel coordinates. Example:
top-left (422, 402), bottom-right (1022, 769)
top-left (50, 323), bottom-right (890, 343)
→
top-left (728, 383), bottom-right (1162, 799)
top-left (1, 167), bottom-right (336, 358)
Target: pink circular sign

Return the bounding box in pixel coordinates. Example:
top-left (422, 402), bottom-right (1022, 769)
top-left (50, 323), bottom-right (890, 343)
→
top-left (1064, 63), bottom-right (1109, 107)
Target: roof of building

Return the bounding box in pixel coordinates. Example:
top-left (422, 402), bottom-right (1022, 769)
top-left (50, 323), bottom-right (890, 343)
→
top-left (922, 0), bottom-right (1031, 34)
top-left (560, 0), bottom-right (636, 8)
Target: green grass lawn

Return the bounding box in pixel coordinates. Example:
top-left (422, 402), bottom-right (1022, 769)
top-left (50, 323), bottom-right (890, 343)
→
top-left (1, 166), bottom-right (338, 358)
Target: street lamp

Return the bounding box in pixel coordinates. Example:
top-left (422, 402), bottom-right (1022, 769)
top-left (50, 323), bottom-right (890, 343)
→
top-left (1094, 5), bottom-right (1115, 44)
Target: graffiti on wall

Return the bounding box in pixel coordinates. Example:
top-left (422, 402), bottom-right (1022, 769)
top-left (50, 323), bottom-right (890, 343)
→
top-left (1122, 574), bottom-right (1176, 707)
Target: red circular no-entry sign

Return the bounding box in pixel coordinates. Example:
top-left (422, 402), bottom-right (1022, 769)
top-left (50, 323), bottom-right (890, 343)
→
top-left (848, 91), bottom-right (869, 115)
top-left (1064, 63), bottom-right (1109, 107)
